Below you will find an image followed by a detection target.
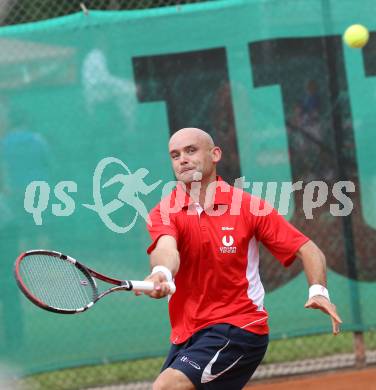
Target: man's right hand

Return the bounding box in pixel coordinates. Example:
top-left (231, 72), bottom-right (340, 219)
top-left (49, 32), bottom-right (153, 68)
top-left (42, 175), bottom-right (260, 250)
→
top-left (135, 272), bottom-right (173, 299)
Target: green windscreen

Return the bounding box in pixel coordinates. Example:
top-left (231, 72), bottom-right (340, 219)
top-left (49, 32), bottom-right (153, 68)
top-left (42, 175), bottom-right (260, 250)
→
top-left (0, 0), bottom-right (375, 379)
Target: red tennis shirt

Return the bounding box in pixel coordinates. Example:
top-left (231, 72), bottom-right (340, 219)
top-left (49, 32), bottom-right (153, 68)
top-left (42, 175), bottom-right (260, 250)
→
top-left (147, 178), bottom-right (309, 344)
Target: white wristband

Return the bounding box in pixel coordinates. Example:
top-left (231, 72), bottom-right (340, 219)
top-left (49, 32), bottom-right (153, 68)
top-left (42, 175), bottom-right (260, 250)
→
top-left (309, 284), bottom-right (330, 301)
top-left (151, 265), bottom-right (173, 282)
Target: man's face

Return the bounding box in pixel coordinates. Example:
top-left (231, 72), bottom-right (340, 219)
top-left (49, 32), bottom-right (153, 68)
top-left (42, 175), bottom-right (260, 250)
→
top-left (168, 131), bottom-right (219, 184)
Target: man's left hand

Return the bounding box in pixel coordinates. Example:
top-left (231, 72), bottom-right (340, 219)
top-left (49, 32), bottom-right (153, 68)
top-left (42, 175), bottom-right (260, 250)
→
top-left (304, 295), bottom-right (342, 335)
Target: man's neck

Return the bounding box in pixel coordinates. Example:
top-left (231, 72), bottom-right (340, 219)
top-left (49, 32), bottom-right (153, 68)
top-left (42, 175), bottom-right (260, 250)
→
top-left (187, 174), bottom-right (217, 208)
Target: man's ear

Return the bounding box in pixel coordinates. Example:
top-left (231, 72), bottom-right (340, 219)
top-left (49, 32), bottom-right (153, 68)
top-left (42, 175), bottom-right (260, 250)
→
top-left (211, 146), bottom-right (222, 163)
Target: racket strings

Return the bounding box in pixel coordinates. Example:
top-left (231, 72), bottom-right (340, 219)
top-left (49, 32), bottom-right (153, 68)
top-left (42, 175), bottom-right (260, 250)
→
top-left (19, 254), bottom-right (95, 310)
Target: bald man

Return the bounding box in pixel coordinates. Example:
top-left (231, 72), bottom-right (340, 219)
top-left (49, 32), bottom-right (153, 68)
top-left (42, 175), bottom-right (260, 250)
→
top-left (143, 128), bottom-right (342, 390)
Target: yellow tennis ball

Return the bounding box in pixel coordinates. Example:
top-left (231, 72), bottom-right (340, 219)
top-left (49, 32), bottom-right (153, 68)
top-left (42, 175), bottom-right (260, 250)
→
top-left (343, 24), bottom-right (369, 48)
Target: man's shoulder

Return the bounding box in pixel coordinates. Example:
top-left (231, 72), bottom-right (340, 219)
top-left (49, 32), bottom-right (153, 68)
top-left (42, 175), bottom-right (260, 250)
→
top-left (149, 187), bottom-right (179, 213)
top-left (227, 184), bottom-right (264, 203)
top-left (227, 185), bottom-right (272, 220)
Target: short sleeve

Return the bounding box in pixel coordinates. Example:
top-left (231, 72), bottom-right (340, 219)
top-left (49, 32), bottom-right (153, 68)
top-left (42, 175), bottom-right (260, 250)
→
top-left (253, 198), bottom-right (309, 266)
top-left (146, 202), bottom-right (179, 254)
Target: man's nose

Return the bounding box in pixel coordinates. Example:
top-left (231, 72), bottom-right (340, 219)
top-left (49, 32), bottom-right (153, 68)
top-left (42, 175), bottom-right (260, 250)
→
top-left (179, 153), bottom-right (189, 164)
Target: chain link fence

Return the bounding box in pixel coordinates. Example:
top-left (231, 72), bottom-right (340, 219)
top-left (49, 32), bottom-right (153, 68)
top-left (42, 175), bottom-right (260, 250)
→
top-left (0, 0), bottom-right (210, 26)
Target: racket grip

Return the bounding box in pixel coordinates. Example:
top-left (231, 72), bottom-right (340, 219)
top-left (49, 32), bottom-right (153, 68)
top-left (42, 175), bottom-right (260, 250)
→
top-left (131, 280), bottom-right (176, 294)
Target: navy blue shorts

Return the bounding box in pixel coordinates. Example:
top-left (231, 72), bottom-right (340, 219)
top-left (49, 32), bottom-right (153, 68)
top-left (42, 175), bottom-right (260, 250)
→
top-left (161, 323), bottom-right (268, 389)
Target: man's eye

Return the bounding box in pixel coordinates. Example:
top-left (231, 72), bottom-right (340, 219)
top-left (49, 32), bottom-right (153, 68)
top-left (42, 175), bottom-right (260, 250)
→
top-left (171, 154), bottom-right (179, 160)
top-left (187, 148), bottom-right (196, 154)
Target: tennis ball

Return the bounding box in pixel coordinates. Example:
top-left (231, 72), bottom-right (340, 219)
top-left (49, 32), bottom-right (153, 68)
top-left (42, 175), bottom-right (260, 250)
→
top-left (343, 24), bottom-right (369, 48)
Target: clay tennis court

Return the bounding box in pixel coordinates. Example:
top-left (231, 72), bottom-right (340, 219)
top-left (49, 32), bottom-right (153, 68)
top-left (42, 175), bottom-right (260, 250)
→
top-left (245, 366), bottom-right (376, 390)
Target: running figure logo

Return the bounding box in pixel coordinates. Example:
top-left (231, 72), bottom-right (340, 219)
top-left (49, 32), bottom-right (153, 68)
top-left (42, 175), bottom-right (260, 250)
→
top-left (83, 157), bottom-right (161, 233)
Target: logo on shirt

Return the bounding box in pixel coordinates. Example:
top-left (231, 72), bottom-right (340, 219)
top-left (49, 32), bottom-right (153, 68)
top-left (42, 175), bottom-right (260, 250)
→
top-left (220, 234), bottom-right (237, 253)
top-left (222, 235), bottom-right (234, 246)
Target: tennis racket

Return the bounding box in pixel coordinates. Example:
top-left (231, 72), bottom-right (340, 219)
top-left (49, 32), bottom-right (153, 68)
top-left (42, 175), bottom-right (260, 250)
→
top-left (14, 249), bottom-right (176, 314)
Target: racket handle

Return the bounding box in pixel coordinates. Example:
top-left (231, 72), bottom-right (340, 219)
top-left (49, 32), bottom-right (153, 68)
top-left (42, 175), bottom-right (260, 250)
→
top-left (130, 280), bottom-right (176, 294)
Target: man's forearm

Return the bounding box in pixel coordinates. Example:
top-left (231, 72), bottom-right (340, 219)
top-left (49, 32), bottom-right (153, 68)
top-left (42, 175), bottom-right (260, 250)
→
top-left (150, 246), bottom-right (180, 277)
top-left (297, 240), bottom-right (327, 287)
top-left (297, 240), bottom-right (342, 334)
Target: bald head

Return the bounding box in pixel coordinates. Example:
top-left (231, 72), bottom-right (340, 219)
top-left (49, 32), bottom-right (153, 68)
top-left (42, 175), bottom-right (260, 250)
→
top-left (169, 128), bottom-right (214, 149)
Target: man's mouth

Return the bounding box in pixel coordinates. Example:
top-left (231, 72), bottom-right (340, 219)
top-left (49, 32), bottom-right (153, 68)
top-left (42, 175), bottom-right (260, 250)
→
top-left (180, 167), bottom-right (195, 173)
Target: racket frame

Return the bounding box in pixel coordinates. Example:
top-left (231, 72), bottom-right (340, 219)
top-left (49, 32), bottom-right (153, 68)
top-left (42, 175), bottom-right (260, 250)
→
top-left (14, 249), bottom-right (150, 314)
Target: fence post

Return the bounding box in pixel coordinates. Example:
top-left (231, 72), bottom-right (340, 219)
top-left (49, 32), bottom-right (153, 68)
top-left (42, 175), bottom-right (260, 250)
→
top-left (354, 331), bottom-right (366, 368)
